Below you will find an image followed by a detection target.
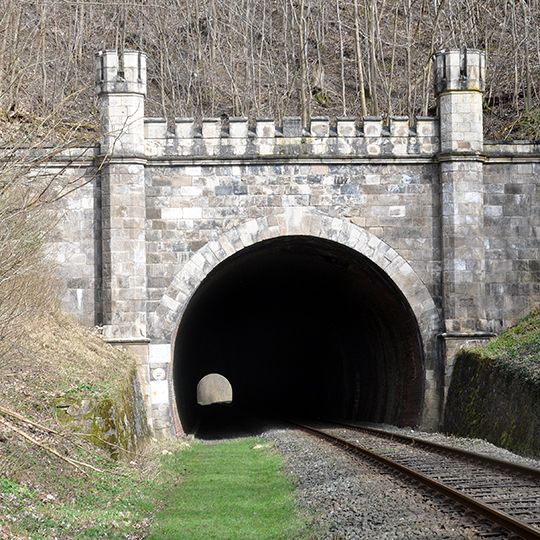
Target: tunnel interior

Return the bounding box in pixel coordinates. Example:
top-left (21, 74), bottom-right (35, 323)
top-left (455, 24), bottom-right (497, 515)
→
top-left (173, 235), bottom-right (425, 436)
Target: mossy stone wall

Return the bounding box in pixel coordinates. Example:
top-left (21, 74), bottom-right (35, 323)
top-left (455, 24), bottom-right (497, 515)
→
top-left (444, 350), bottom-right (540, 458)
top-left (55, 367), bottom-right (150, 459)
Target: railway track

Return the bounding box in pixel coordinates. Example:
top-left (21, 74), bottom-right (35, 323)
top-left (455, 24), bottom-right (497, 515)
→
top-left (290, 420), bottom-right (540, 540)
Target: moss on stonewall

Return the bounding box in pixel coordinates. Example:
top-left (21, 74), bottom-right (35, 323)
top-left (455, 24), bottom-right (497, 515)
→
top-left (444, 309), bottom-right (540, 458)
top-left (55, 366), bottom-right (150, 459)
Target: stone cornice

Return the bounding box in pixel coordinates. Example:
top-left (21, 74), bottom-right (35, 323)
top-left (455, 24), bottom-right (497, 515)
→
top-left (95, 154), bottom-right (148, 166)
top-left (144, 154), bottom-right (438, 167)
top-left (435, 152), bottom-right (487, 163)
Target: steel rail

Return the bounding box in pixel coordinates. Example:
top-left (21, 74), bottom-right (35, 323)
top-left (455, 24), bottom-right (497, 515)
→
top-left (293, 421), bottom-right (540, 540)
top-left (330, 420), bottom-right (540, 480)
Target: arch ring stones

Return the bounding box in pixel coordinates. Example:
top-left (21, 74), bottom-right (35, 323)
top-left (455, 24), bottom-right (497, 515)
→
top-left (150, 207), bottom-right (440, 348)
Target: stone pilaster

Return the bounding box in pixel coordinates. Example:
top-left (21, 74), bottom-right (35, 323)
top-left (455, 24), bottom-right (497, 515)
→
top-left (435, 49), bottom-right (491, 414)
top-left (436, 49), bottom-right (487, 334)
top-left (96, 50), bottom-right (148, 344)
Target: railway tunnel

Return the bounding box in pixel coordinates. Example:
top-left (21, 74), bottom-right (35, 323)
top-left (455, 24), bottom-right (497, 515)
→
top-left (172, 235), bottom-right (425, 435)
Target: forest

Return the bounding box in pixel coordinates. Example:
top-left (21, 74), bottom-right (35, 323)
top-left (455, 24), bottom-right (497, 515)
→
top-left (0, 0), bottom-right (539, 142)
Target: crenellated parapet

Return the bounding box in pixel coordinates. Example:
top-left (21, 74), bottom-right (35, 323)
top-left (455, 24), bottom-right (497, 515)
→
top-left (434, 48), bottom-right (486, 95)
top-left (143, 115), bottom-right (440, 159)
top-left (96, 49), bottom-right (147, 96)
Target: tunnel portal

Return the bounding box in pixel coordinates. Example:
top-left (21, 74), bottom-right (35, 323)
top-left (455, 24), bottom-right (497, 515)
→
top-left (173, 236), bottom-right (425, 434)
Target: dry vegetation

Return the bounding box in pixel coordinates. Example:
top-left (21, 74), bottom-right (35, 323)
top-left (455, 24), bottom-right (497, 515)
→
top-left (0, 0), bottom-right (539, 140)
top-left (0, 311), bottom-right (158, 539)
top-left (0, 311), bottom-right (136, 415)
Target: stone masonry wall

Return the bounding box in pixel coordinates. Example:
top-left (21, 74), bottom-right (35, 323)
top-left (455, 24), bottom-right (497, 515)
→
top-left (144, 158), bottom-right (442, 337)
top-left (484, 142), bottom-right (540, 332)
top-left (45, 149), bottom-right (101, 328)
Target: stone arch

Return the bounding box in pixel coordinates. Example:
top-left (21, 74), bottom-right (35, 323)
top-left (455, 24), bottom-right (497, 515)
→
top-left (151, 207), bottom-right (442, 430)
top-left (151, 207), bottom-right (439, 349)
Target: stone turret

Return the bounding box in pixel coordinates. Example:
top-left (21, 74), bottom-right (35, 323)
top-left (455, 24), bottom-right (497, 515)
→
top-left (434, 48), bottom-right (486, 154)
top-left (97, 49), bottom-right (150, 367)
top-left (96, 50), bottom-right (146, 156)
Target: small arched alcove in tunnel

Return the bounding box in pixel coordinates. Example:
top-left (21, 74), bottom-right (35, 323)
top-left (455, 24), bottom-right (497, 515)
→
top-left (197, 373), bottom-right (233, 405)
top-left (173, 235), bottom-right (425, 435)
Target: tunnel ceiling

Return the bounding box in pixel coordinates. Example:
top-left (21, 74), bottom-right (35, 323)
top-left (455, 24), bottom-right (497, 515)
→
top-left (173, 235), bottom-right (425, 433)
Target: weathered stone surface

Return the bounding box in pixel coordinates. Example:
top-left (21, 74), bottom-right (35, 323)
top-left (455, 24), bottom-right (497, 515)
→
top-left (445, 348), bottom-right (540, 458)
top-left (55, 367), bottom-right (150, 458)
top-left (45, 48), bottom-right (540, 437)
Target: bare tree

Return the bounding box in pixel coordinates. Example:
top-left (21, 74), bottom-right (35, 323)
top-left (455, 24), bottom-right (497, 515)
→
top-left (0, 0), bottom-right (538, 138)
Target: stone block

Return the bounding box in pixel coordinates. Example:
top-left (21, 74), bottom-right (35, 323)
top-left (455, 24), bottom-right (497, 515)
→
top-left (363, 116), bottom-right (383, 137)
top-left (145, 118), bottom-right (167, 139)
top-left (310, 116), bottom-right (330, 137)
top-left (202, 118), bottom-right (221, 139)
top-left (282, 116), bottom-right (303, 137)
top-left (337, 117), bottom-right (356, 137)
top-left (229, 117), bottom-right (249, 138)
top-left (389, 116), bottom-right (409, 137)
top-left (175, 118), bottom-right (195, 138)
top-left (416, 117), bottom-right (439, 137)
top-left (256, 117), bottom-right (275, 138)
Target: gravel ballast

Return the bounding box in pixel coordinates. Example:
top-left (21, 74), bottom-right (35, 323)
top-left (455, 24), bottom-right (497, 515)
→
top-left (261, 424), bottom-right (540, 539)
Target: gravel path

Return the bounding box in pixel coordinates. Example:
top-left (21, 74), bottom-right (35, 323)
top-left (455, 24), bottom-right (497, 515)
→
top-left (261, 425), bottom-right (540, 539)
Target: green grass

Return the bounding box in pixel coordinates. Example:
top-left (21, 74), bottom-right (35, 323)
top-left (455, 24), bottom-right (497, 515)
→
top-left (148, 438), bottom-right (315, 540)
top-left (1, 437), bottom-right (316, 539)
top-left (0, 456), bottom-right (154, 539)
top-left (478, 308), bottom-right (540, 381)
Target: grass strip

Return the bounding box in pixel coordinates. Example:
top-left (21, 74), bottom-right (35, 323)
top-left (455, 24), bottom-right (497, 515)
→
top-left (148, 438), bottom-right (314, 540)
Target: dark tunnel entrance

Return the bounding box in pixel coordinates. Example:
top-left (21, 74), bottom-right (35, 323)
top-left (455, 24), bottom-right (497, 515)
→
top-left (173, 236), bottom-right (425, 435)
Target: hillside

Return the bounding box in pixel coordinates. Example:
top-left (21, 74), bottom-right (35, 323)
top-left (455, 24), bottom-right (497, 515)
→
top-left (0, 309), bottom-right (155, 539)
top-left (0, 0), bottom-right (538, 143)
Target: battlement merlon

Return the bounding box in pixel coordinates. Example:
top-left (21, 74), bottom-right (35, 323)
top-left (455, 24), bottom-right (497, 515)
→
top-left (145, 115), bottom-right (439, 140)
top-left (143, 115), bottom-right (441, 158)
top-left (434, 49), bottom-right (486, 96)
top-left (96, 50), bottom-right (147, 96)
